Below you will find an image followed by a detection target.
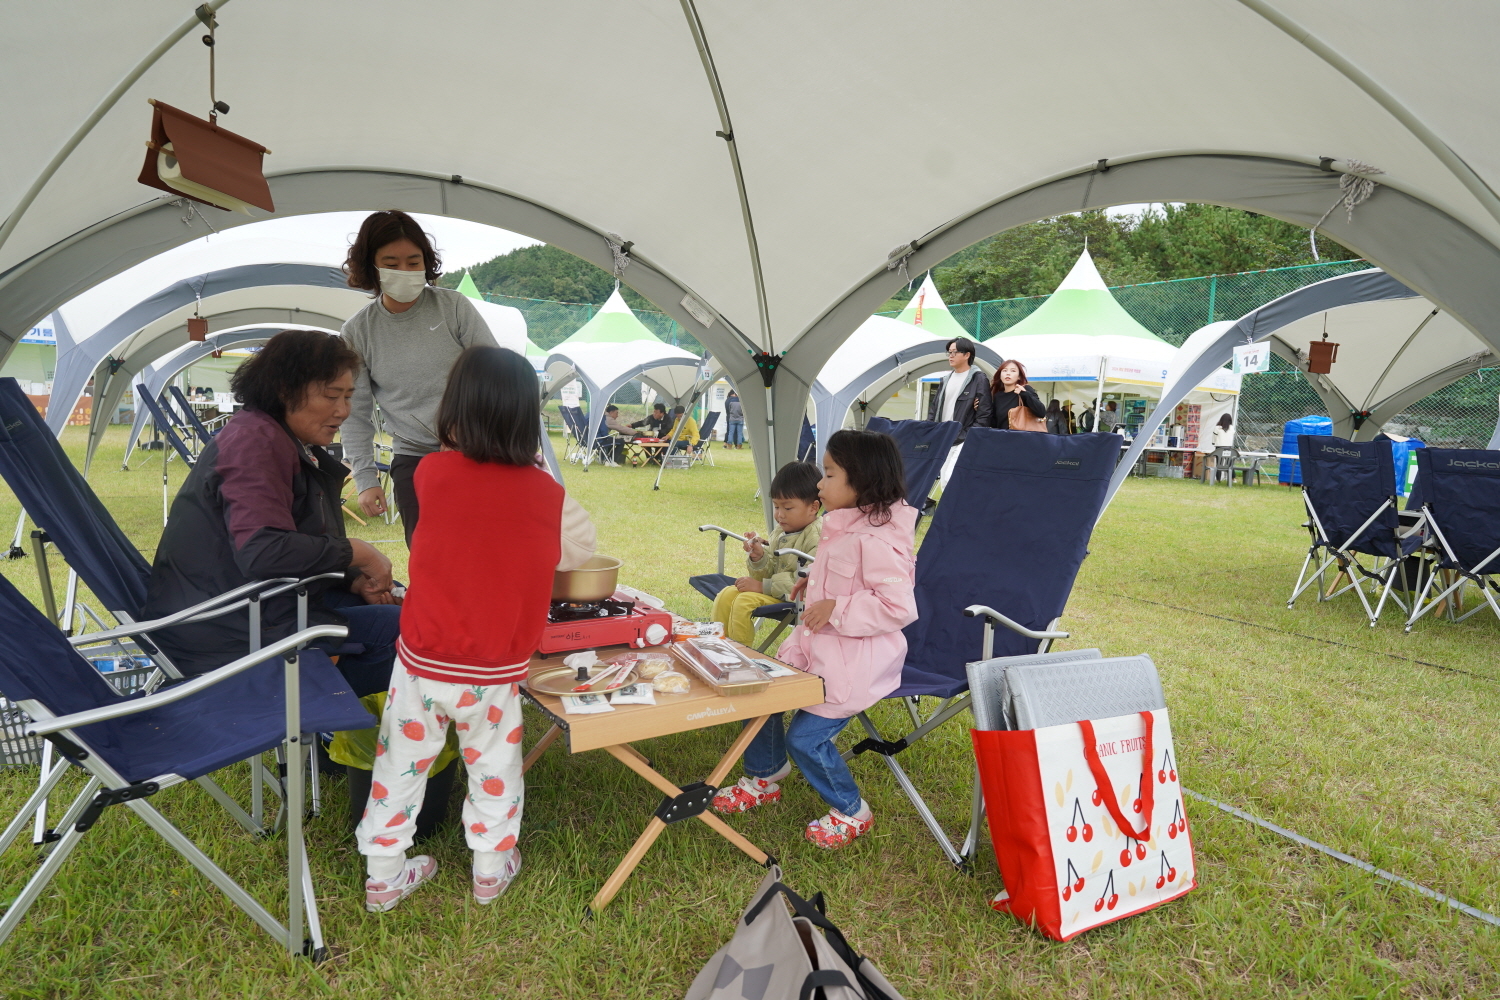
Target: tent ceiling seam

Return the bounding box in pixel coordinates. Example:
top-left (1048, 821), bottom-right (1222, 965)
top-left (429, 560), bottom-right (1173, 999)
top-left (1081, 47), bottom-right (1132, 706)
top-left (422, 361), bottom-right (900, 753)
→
top-left (1362, 308), bottom-right (1439, 410)
top-left (676, 0), bottom-right (773, 355)
top-left (1232, 0), bottom-right (1500, 229)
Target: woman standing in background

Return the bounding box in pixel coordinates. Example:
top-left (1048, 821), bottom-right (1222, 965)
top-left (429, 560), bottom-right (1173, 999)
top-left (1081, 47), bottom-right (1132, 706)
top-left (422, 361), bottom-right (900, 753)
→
top-left (341, 211), bottom-right (495, 547)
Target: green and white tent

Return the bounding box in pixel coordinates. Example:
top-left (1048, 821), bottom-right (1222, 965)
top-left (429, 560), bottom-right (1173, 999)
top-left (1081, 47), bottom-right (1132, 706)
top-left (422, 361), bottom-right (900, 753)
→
top-left (456, 270), bottom-right (545, 367)
top-left (896, 273), bottom-right (971, 343)
top-left (544, 289), bottom-right (704, 465)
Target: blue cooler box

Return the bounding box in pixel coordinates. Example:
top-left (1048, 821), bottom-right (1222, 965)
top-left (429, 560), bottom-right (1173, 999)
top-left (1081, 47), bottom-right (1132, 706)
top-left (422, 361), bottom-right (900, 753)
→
top-left (1279, 415), bottom-right (1333, 485)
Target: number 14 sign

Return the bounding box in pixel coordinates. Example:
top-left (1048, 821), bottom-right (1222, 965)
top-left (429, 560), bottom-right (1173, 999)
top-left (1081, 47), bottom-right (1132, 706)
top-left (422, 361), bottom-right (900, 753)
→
top-left (1233, 343), bottom-right (1271, 374)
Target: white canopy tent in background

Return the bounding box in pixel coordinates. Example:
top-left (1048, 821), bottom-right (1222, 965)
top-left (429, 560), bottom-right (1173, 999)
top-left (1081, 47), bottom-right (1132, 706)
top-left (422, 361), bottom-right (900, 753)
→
top-left (4, 2), bottom-right (1500, 506)
top-left (1107, 268), bottom-right (1493, 505)
top-left (895, 273), bottom-right (972, 344)
top-left (809, 315), bottom-right (1003, 461)
top-left (455, 271), bottom-right (544, 367)
top-left (986, 250), bottom-right (1240, 443)
top-left (543, 290), bottom-right (703, 465)
top-left (122, 324), bottom-right (315, 465)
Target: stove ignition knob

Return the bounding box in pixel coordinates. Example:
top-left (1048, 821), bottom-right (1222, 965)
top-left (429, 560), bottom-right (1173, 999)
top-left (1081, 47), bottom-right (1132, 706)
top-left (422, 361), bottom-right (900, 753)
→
top-left (644, 622), bottom-right (669, 646)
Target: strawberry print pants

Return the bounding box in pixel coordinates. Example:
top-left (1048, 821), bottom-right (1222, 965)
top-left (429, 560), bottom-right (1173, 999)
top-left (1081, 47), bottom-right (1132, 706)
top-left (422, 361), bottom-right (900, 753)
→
top-left (356, 661), bottom-right (525, 862)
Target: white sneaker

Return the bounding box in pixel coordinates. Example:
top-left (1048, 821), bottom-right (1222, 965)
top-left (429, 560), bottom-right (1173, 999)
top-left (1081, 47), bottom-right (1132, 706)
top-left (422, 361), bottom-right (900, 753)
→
top-left (473, 848), bottom-right (522, 905)
top-left (365, 855), bottom-right (437, 913)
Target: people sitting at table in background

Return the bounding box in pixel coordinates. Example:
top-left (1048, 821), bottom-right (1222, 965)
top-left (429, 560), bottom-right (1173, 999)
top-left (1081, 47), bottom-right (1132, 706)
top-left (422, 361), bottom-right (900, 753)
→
top-left (713, 430), bottom-right (918, 850)
top-left (597, 403), bottom-right (633, 465)
top-left (710, 461), bottom-right (822, 646)
top-left (142, 330), bottom-right (399, 693)
top-left (357, 345), bottom-right (596, 913)
top-left (990, 359), bottom-right (1046, 430)
top-left (630, 401), bottom-right (670, 438)
top-left (1212, 412), bottom-right (1234, 448)
top-left (724, 390), bottom-right (746, 449)
top-left (668, 404), bottom-right (699, 453)
top-left (1099, 399), bottom-right (1121, 432)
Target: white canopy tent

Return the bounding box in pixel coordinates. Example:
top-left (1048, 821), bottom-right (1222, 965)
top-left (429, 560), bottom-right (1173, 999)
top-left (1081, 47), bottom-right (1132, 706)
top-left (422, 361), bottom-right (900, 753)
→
top-left (1107, 268), bottom-right (1493, 504)
top-left (4, 2), bottom-right (1500, 504)
top-left (543, 290), bottom-right (702, 465)
top-left (809, 315), bottom-right (1003, 460)
top-left (987, 250), bottom-right (1240, 443)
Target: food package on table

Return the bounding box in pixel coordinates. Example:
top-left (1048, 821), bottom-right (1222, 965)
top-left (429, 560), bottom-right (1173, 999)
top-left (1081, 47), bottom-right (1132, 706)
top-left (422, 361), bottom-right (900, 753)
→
top-left (672, 621), bottom-right (725, 639)
top-left (638, 656), bottom-right (674, 680)
top-left (652, 671), bottom-right (691, 694)
top-left (672, 638), bottom-right (772, 696)
top-left (561, 693), bottom-right (615, 715)
top-left (610, 682), bottom-right (657, 706)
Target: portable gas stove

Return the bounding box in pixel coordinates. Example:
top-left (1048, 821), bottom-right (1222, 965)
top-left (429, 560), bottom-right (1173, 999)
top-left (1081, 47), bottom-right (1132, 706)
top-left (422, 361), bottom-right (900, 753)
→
top-left (537, 590), bottom-right (674, 656)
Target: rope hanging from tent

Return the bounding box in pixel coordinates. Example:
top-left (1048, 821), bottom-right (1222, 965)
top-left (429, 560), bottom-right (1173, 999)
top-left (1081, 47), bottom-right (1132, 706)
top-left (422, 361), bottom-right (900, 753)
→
top-left (1309, 159), bottom-right (1384, 261)
top-left (886, 240), bottom-right (921, 287)
top-left (604, 232), bottom-right (632, 280)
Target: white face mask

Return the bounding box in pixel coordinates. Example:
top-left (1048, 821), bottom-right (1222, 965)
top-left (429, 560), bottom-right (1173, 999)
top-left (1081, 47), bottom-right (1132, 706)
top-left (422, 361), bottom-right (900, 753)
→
top-left (377, 267), bottom-right (428, 304)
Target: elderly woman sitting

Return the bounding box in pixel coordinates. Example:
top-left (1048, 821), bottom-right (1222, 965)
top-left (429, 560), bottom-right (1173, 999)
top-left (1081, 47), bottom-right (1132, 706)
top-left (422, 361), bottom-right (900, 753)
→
top-left (142, 329), bottom-right (399, 695)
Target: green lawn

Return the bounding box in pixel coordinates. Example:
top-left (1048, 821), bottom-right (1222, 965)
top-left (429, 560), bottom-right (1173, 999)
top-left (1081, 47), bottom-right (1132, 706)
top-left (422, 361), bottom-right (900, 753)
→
top-left (1, 428), bottom-right (1497, 999)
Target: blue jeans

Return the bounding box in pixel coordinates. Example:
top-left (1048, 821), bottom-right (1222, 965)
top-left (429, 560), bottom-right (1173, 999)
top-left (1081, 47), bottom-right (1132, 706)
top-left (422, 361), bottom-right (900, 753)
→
top-left (317, 590), bottom-right (401, 697)
top-left (743, 711), bottom-right (861, 815)
top-left (726, 419), bottom-right (745, 446)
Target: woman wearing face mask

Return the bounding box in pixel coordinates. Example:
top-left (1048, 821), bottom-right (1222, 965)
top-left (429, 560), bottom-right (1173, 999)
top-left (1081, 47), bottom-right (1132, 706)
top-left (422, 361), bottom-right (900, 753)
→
top-left (341, 211), bottom-right (495, 546)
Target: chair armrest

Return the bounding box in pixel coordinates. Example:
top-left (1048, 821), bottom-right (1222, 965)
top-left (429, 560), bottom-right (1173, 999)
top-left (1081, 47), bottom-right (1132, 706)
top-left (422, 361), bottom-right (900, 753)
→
top-left (962, 604), bottom-right (1070, 640)
top-left (30, 624), bottom-right (348, 736)
top-left (699, 524), bottom-right (751, 544)
top-left (67, 577), bottom-right (300, 646)
top-left (749, 602), bottom-right (798, 619)
top-left (774, 547), bottom-right (816, 565)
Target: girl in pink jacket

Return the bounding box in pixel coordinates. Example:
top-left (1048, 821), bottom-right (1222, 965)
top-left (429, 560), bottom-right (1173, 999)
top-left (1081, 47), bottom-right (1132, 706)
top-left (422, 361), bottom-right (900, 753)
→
top-left (712, 430), bottom-right (918, 849)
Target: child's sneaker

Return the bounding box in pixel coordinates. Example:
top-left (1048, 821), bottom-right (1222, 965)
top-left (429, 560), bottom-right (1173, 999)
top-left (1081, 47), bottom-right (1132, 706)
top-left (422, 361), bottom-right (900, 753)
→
top-left (712, 775), bottom-right (782, 814)
top-left (804, 806), bottom-right (873, 849)
top-left (365, 855), bottom-right (437, 912)
top-left (473, 848), bottom-right (522, 905)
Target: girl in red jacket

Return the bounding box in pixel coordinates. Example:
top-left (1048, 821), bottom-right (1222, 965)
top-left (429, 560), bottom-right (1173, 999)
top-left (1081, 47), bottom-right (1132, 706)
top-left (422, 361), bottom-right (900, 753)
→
top-left (358, 347), bottom-right (595, 911)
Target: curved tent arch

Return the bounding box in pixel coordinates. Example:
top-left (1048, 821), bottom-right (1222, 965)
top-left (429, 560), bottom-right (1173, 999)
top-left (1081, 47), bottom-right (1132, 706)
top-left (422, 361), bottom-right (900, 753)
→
top-left (1103, 268), bottom-right (1487, 506)
top-left (49, 262), bottom-right (353, 433)
top-left (120, 324), bottom-right (326, 466)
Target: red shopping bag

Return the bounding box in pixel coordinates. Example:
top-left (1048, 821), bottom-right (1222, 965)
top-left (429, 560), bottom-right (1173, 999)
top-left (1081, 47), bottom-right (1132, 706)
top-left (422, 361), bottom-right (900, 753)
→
top-left (971, 709), bottom-right (1196, 940)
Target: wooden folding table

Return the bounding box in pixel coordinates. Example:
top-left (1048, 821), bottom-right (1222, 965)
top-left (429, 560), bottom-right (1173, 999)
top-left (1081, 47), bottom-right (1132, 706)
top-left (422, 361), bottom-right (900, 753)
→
top-left (520, 643), bottom-right (824, 913)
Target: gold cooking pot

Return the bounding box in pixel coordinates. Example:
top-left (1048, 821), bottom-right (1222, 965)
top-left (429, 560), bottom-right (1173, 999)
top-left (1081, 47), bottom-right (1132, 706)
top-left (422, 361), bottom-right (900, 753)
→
top-left (551, 555), bottom-right (623, 602)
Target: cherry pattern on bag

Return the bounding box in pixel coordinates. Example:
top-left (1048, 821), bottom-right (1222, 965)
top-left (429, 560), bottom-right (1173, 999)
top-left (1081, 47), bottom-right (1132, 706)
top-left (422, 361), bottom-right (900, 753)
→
top-left (1093, 870), bottom-right (1119, 912)
top-left (1060, 858), bottom-right (1086, 901)
top-left (1155, 851), bottom-right (1178, 889)
top-left (1065, 798), bottom-right (1094, 843)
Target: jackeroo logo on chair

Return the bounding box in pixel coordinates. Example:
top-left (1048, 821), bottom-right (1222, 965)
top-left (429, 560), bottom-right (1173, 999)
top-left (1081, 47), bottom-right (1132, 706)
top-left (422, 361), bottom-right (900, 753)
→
top-left (1052, 458), bottom-right (1081, 470)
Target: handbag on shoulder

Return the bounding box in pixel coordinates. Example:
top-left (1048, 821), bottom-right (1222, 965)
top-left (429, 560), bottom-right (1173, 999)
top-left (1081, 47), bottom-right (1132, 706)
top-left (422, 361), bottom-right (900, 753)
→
top-left (1008, 392), bottom-right (1047, 433)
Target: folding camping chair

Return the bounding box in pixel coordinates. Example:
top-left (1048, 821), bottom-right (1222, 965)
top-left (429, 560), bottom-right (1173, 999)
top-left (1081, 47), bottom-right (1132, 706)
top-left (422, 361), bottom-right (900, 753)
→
top-left (168, 384), bottom-right (217, 448)
top-left (689, 410), bottom-right (720, 468)
top-left (0, 377), bottom-right (348, 833)
top-left (865, 417), bottom-right (962, 517)
top-left (844, 428), bottom-right (1122, 868)
top-left (0, 570), bottom-right (373, 958)
top-left (690, 525), bottom-right (810, 652)
top-left (134, 384), bottom-right (198, 524)
top-left (1403, 448), bottom-right (1500, 631)
top-left (1288, 436), bottom-right (1424, 625)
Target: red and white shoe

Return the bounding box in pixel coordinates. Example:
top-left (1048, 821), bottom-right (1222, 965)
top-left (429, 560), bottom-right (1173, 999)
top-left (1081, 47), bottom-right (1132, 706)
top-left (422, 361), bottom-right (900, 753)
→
top-left (804, 806), bottom-right (873, 849)
top-left (473, 848), bottom-right (522, 905)
top-left (712, 775), bottom-right (783, 814)
top-left (365, 855), bottom-right (437, 912)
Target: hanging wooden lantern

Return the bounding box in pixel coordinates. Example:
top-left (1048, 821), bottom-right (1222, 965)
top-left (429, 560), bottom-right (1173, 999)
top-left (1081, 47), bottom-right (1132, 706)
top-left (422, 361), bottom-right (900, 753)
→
top-left (1307, 339), bottom-right (1339, 374)
top-left (187, 316), bottom-right (208, 342)
top-left (138, 99), bottom-right (273, 215)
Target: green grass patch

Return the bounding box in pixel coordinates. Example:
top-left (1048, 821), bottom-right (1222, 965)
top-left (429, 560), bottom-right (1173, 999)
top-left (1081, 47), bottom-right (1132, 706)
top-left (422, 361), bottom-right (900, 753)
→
top-left (0, 428), bottom-right (1497, 998)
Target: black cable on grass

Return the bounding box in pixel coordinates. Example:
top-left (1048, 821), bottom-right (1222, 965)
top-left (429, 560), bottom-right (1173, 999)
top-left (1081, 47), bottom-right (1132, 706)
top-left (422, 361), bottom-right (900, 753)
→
top-left (1089, 589), bottom-right (1497, 685)
top-left (1182, 788), bottom-right (1500, 928)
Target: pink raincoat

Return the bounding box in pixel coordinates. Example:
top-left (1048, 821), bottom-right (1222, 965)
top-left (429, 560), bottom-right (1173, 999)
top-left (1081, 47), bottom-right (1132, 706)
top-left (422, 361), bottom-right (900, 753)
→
top-left (777, 502), bottom-right (919, 718)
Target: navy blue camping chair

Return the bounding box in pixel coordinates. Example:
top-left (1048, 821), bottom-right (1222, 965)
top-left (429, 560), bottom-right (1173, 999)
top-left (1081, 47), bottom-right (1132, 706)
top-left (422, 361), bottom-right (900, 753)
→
top-left (797, 418), bottom-right (816, 463)
top-left (0, 569), bottom-right (372, 958)
top-left (168, 384), bottom-right (215, 447)
top-left (845, 428), bottom-right (1120, 868)
top-left (1289, 435), bottom-right (1423, 625)
top-left (135, 384), bottom-right (197, 464)
top-left (1403, 448), bottom-right (1500, 630)
top-left (0, 378), bottom-right (151, 626)
top-left (865, 417), bottom-right (962, 510)
top-left (690, 410), bottom-right (721, 467)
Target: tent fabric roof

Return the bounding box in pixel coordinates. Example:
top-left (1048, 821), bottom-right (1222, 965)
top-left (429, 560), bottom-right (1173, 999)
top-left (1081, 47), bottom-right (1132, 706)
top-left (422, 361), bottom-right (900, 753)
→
top-left (895, 274), bottom-right (971, 343)
top-left (4, 3), bottom-right (1500, 503)
top-left (816, 316), bottom-right (945, 397)
top-left (992, 250), bottom-right (1165, 345)
top-left (560, 289), bottom-right (659, 346)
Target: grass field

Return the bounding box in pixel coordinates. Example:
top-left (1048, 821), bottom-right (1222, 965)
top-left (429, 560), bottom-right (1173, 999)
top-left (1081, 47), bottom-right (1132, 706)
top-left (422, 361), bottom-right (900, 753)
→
top-left (1, 428), bottom-right (1498, 999)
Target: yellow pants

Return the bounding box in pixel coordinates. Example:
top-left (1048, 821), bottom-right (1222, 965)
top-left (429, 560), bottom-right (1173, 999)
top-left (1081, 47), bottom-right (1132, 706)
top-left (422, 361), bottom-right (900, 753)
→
top-left (711, 585), bottom-right (784, 647)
